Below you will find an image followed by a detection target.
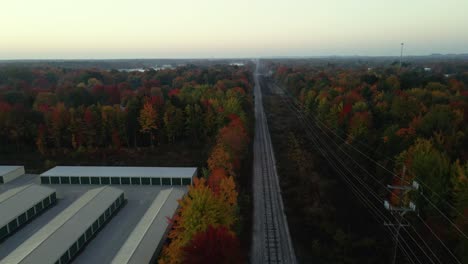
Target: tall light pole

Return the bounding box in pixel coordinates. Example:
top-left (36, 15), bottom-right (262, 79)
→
top-left (399, 43), bottom-right (404, 69)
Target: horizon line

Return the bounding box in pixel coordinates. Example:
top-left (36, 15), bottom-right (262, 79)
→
top-left (1, 53), bottom-right (468, 61)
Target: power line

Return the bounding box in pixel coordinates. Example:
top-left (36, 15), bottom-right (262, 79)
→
top-left (266, 75), bottom-right (459, 264)
top-left (419, 192), bottom-right (468, 239)
top-left (417, 214), bottom-right (462, 264)
top-left (399, 221), bottom-right (437, 264)
top-left (281, 93), bottom-right (434, 264)
top-left (276, 90), bottom-right (425, 264)
top-left (310, 112), bottom-right (468, 226)
top-left (409, 225), bottom-right (443, 264)
top-left (275, 82), bottom-right (406, 204)
top-left (271, 79), bottom-right (468, 231)
top-left (281, 92), bottom-right (449, 264)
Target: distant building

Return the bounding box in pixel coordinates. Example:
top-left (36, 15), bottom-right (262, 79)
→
top-left (424, 67), bottom-right (432, 72)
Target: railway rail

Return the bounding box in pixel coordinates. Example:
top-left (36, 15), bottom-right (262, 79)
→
top-left (251, 61), bottom-right (296, 264)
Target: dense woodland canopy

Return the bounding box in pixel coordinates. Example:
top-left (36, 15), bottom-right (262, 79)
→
top-left (271, 60), bottom-right (468, 263)
top-left (0, 63), bottom-right (253, 263)
top-left (0, 65), bottom-right (251, 152)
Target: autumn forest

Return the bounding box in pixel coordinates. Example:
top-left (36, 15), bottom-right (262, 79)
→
top-left (0, 57), bottom-right (467, 263)
top-left (267, 58), bottom-right (468, 263)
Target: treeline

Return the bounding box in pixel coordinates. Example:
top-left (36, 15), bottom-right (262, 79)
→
top-left (0, 65), bottom-right (252, 154)
top-left (160, 113), bottom-right (250, 263)
top-left (272, 62), bottom-right (468, 262)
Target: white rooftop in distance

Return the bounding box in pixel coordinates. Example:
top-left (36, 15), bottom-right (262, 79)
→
top-left (40, 166), bottom-right (197, 179)
top-left (0, 166), bottom-right (23, 176)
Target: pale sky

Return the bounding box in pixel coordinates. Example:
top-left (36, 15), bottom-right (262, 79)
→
top-left (1, 0), bottom-right (467, 59)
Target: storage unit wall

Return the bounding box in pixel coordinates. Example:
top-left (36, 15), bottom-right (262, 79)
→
top-left (0, 186), bottom-right (126, 264)
top-left (0, 184), bottom-right (56, 241)
top-left (0, 166), bottom-right (25, 184)
top-left (40, 166), bottom-right (197, 186)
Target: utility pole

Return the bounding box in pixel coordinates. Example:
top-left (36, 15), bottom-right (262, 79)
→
top-left (399, 43), bottom-right (404, 69)
top-left (384, 165), bottom-right (418, 264)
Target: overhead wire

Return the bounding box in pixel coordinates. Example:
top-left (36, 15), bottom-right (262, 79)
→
top-left (272, 79), bottom-right (468, 234)
top-left (275, 86), bottom-right (433, 264)
top-left (264, 74), bottom-right (460, 264)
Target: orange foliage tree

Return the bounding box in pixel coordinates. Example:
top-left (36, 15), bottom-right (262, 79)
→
top-left (208, 168), bottom-right (228, 194)
top-left (207, 144), bottom-right (233, 175)
top-left (218, 115), bottom-right (248, 153)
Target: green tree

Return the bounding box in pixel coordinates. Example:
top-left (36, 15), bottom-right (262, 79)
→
top-left (164, 103), bottom-right (184, 143)
top-left (451, 160), bottom-right (468, 263)
top-left (126, 97), bottom-right (141, 148)
top-left (396, 139), bottom-right (451, 213)
top-left (185, 104), bottom-right (203, 143)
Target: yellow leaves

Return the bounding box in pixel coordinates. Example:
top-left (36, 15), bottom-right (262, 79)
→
top-left (385, 75), bottom-right (400, 90)
top-left (433, 131), bottom-right (445, 147)
top-left (162, 133), bottom-right (244, 263)
top-left (160, 177), bottom-right (237, 264)
top-left (218, 176), bottom-right (238, 208)
top-left (352, 101), bottom-right (368, 112)
top-left (138, 101), bottom-right (157, 133)
top-left (100, 105), bottom-right (114, 122)
top-left (452, 160), bottom-right (468, 187)
top-left (36, 130), bottom-right (47, 155)
top-left (453, 109), bottom-right (464, 126)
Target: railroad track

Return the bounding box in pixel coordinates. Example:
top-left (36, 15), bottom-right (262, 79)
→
top-left (251, 61), bottom-right (296, 264)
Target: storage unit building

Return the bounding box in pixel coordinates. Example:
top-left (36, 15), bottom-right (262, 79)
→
top-left (0, 186), bottom-right (126, 264)
top-left (0, 166), bottom-right (25, 184)
top-left (40, 166), bottom-right (197, 186)
top-left (111, 188), bottom-right (185, 264)
top-left (0, 184), bottom-right (56, 241)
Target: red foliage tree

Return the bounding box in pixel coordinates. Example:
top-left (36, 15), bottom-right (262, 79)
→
top-left (168, 88), bottom-right (181, 97)
top-left (182, 225), bottom-right (243, 264)
top-left (340, 103), bottom-right (352, 121)
top-left (217, 115), bottom-right (248, 158)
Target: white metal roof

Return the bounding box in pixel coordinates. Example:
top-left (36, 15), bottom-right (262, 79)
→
top-left (0, 186), bottom-right (124, 264)
top-left (0, 166), bottom-right (23, 176)
top-left (0, 185), bottom-right (29, 204)
top-left (0, 184), bottom-right (55, 228)
top-left (112, 188), bottom-right (185, 264)
top-left (40, 166), bottom-right (197, 179)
